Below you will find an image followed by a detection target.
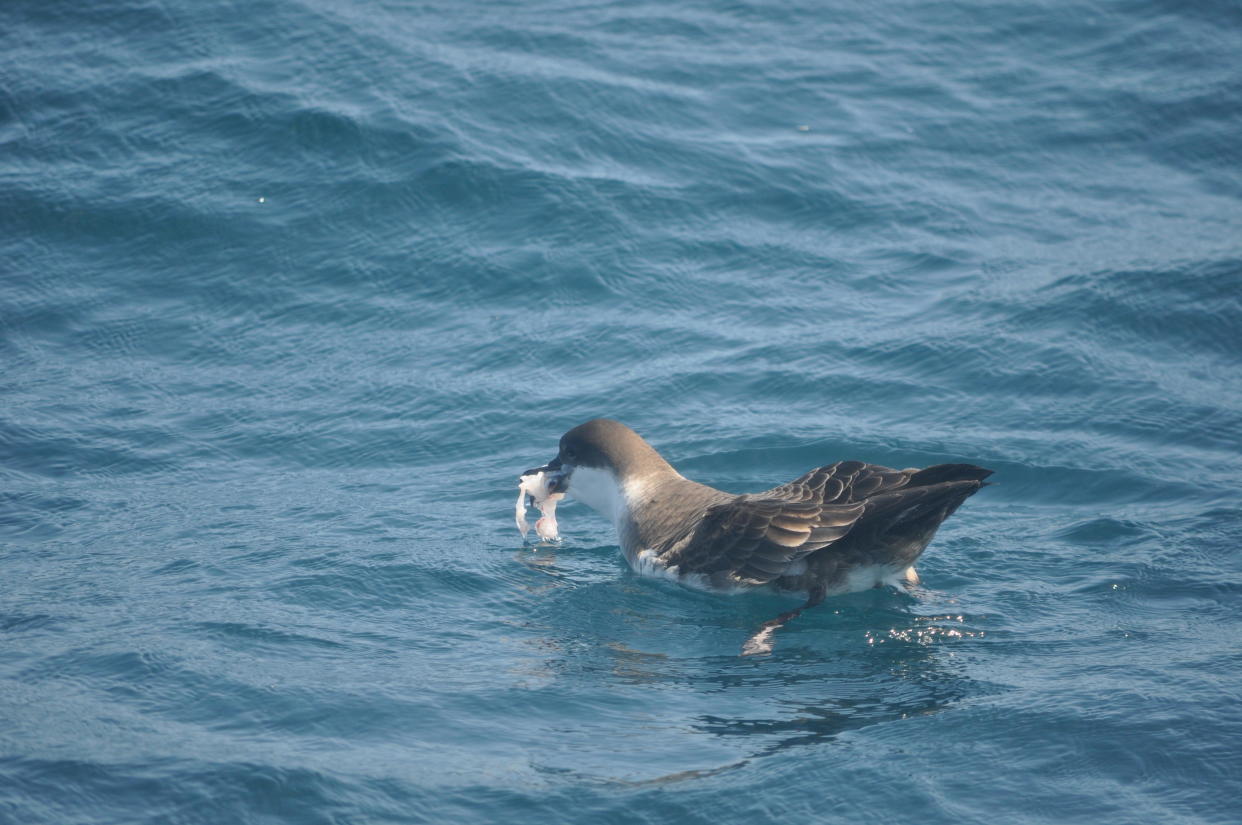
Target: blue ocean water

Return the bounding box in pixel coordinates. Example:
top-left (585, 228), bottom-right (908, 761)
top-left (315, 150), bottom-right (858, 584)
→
top-left (3, 0), bottom-right (1241, 822)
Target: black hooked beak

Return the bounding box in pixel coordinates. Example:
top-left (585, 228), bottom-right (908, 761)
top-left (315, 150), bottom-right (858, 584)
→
top-left (521, 456), bottom-right (569, 494)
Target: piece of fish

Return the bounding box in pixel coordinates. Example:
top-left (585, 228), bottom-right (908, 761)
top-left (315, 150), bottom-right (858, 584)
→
top-left (515, 469), bottom-right (565, 541)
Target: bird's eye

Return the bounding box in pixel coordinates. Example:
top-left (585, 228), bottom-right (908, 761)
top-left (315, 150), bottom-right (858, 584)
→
top-left (565, 449), bottom-right (577, 461)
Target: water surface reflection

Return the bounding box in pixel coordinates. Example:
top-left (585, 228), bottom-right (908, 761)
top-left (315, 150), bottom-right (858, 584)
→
top-left (515, 580), bottom-right (994, 785)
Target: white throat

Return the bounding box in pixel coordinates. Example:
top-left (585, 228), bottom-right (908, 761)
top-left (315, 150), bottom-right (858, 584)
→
top-left (567, 465), bottom-right (632, 527)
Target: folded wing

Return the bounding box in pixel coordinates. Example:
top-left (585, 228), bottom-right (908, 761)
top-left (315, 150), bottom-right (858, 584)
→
top-left (659, 460), bottom-right (991, 586)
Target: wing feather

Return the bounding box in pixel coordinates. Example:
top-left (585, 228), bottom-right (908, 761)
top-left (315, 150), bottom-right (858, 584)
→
top-left (657, 461), bottom-right (940, 585)
top-left (662, 495), bottom-right (866, 585)
top-left (652, 460), bottom-right (991, 586)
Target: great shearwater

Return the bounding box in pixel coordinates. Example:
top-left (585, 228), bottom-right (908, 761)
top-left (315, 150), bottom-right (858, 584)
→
top-left (521, 418), bottom-right (991, 653)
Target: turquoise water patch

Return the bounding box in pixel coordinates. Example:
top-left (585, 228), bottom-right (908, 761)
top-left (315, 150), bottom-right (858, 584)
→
top-left (2, 0), bottom-right (1240, 823)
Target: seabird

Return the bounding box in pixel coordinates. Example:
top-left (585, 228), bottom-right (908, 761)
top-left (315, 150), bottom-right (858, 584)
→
top-left (524, 419), bottom-right (991, 653)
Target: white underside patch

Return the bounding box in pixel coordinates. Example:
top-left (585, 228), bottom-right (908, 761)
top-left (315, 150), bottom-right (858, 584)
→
top-left (836, 564), bottom-right (913, 595)
top-left (633, 550), bottom-right (916, 597)
top-left (632, 549), bottom-right (748, 593)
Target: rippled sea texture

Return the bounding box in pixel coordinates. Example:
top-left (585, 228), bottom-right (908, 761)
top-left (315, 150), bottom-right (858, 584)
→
top-left (3, 1), bottom-right (1241, 823)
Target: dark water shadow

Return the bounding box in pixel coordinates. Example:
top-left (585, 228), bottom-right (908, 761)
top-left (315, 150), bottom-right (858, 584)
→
top-left (690, 652), bottom-right (973, 762)
top-left (517, 577), bottom-right (1001, 787)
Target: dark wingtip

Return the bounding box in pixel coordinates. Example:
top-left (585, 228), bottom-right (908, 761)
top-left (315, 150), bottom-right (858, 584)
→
top-left (907, 463), bottom-right (994, 487)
